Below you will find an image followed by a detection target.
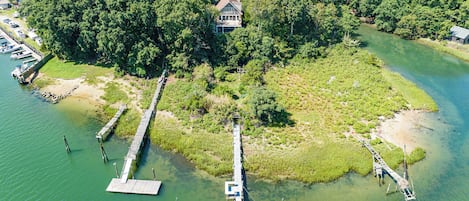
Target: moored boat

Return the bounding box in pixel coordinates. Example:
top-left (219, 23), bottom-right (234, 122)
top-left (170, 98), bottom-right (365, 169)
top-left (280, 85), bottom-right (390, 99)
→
top-left (1, 44), bottom-right (21, 54)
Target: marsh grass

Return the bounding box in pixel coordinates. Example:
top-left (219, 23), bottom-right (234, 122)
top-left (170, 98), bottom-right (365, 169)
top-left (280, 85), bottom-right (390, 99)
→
top-left (126, 47), bottom-right (434, 182)
top-left (417, 39), bottom-right (469, 62)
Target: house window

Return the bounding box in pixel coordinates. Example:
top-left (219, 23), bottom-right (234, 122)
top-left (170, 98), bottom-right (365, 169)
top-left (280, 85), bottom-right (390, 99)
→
top-left (219, 16), bottom-right (222, 21)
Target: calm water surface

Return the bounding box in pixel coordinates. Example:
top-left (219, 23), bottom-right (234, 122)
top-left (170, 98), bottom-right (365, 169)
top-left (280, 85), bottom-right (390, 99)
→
top-left (1, 26), bottom-right (469, 201)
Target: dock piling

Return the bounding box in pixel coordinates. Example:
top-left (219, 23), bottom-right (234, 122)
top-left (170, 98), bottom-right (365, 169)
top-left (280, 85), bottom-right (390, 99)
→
top-left (63, 135), bottom-right (71, 153)
top-left (113, 162), bottom-right (119, 178)
top-left (100, 142), bottom-right (109, 163)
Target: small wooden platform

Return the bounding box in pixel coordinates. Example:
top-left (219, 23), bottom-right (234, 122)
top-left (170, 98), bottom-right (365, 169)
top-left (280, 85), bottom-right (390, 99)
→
top-left (106, 179), bottom-right (162, 195)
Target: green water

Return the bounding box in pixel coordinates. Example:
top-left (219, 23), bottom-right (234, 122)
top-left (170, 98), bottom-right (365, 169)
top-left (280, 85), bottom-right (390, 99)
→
top-left (1, 26), bottom-right (468, 201)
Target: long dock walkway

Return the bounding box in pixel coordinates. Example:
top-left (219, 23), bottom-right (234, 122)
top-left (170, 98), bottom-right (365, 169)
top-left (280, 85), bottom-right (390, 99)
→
top-left (360, 139), bottom-right (416, 201)
top-left (96, 104), bottom-right (127, 141)
top-left (106, 70), bottom-right (167, 195)
top-left (225, 118), bottom-right (244, 201)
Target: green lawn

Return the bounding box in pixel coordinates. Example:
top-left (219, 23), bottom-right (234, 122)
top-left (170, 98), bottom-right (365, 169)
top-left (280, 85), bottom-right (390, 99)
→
top-left (41, 57), bottom-right (113, 83)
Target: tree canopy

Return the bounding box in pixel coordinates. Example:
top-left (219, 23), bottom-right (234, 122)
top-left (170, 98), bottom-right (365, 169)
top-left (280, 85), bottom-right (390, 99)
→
top-left (20, 0), bottom-right (362, 76)
top-left (350, 0), bottom-right (469, 40)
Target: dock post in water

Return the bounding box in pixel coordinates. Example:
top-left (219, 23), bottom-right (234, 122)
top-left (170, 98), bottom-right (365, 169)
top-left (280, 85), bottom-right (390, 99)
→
top-left (113, 162), bottom-right (119, 178)
top-left (100, 142), bottom-right (109, 163)
top-left (152, 168), bottom-right (156, 180)
top-left (63, 135), bottom-right (71, 153)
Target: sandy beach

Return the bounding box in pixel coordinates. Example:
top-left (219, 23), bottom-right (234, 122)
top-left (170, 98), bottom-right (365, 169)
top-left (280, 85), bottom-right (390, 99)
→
top-left (373, 110), bottom-right (432, 153)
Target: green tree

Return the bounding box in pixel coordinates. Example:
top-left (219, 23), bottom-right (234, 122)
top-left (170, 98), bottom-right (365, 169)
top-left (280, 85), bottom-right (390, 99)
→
top-left (241, 59), bottom-right (266, 87)
top-left (394, 14), bottom-right (419, 39)
top-left (247, 87), bottom-right (290, 126)
top-left (374, 0), bottom-right (408, 32)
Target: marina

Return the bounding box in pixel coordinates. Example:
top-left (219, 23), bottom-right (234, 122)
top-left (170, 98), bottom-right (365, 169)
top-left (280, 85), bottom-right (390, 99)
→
top-left (0, 26), bottom-right (49, 84)
top-left (11, 50), bottom-right (32, 59)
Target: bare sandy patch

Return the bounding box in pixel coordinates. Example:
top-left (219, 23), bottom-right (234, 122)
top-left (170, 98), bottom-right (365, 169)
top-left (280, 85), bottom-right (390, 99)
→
top-left (373, 110), bottom-right (430, 153)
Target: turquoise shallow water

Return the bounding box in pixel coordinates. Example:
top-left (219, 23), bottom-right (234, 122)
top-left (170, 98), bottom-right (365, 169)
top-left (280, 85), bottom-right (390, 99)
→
top-left (1, 26), bottom-right (468, 201)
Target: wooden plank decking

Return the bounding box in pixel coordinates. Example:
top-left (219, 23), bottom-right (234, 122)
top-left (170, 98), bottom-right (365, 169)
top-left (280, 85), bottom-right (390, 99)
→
top-left (106, 70), bottom-right (167, 195)
top-left (225, 119), bottom-right (244, 201)
top-left (106, 179), bottom-right (162, 195)
top-left (96, 104), bottom-right (127, 141)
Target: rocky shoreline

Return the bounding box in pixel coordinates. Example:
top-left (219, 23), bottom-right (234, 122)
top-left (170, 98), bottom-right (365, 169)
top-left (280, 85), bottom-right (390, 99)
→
top-left (35, 85), bottom-right (79, 104)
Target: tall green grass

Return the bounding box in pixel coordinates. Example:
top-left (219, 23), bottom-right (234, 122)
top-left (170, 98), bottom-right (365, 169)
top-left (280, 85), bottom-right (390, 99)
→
top-left (148, 47), bottom-right (432, 183)
top-left (381, 70), bottom-right (438, 112)
top-left (417, 39), bottom-right (469, 62)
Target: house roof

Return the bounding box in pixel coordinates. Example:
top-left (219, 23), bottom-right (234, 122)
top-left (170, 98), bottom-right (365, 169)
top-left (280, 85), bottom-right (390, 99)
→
top-left (216, 0), bottom-right (242, 12)
top-left (0, 0), bottom-right (10, 5)
top-left (451, 26), bottom-right (469, 39)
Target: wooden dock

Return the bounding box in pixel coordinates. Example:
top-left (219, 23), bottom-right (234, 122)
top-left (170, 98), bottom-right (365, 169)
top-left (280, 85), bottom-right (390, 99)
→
top-left (96, 104), bottom-right (127, 141)
top-left (106, 70), bottom-right (167, 195)
top-left (360, 139), bottom-right (416, 201)
top-left (106, 179), bottom-right (162, 195)
top-left (225, 117), bottom-right (244, 201)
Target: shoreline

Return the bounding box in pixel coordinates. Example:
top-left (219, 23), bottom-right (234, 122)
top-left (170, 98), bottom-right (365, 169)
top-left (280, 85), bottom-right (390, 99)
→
top-left (360, 23), bottom-right (469, 63)
top-left (34, 72), bottom-right (428, 183)
top-left (416, 38), bottom-right (469, 63)
top-left (372, 110), bottom-right (430, 153)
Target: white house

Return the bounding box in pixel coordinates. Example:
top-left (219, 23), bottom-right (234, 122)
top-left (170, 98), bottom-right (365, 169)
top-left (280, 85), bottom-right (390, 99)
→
top-left (0, 0), bottom-right (10, 9)
top-left (215, 0), bottom-right (242, 33)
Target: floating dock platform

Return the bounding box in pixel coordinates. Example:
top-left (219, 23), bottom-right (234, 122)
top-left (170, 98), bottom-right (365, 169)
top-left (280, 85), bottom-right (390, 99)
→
top-left (106, 179), bottom-right (162, 195)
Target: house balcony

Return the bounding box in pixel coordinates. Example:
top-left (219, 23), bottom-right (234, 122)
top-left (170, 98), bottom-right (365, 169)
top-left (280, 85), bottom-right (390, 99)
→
top-left (216, 20), bottom-right (242, 28)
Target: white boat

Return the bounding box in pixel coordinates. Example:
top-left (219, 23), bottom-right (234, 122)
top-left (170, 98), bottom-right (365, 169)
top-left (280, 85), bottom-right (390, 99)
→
top-left (1, 44), bottom-right (21, 54)
top-left (11, 50), bottom-right (31, 59)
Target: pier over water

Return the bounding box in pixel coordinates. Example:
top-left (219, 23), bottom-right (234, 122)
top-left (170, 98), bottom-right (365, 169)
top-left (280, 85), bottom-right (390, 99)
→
top-left (106, 70), bottom-right (167, 195)
top-left (360, 138), bottom-right (416, 201)
top-left (225, 117), bottom-right (245, 201)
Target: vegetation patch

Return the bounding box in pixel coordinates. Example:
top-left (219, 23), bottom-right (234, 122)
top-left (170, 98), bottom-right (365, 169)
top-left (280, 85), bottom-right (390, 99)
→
top-left (150, 47), bottom-right (432, 182)
top-left (381, 70), bottom-right (438, 112)
top-left (41, 57), bottom-right (112, 82)
top-left (417, 39), bottom-right (469, 63)
top-left (150, 114), bottom-right (232, 176)
top-left (101, 82), bottom-right (129, 105)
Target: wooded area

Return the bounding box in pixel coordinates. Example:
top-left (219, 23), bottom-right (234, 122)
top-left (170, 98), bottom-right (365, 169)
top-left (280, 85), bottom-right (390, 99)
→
top-left (351, 0), bottom-right (469, 39)
top-left (20, 0), bottom-right (468, 76)
top-left (19, 0), bottom-right (361, 76)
